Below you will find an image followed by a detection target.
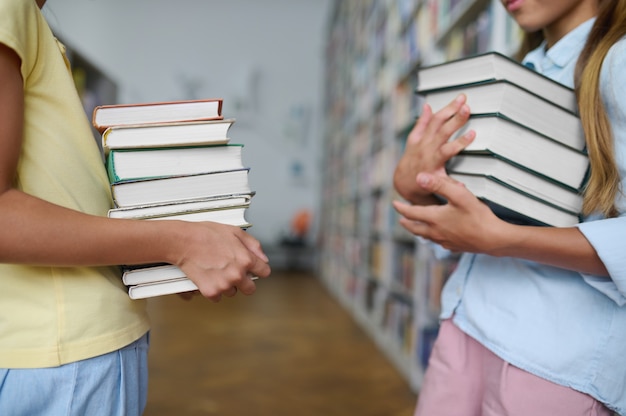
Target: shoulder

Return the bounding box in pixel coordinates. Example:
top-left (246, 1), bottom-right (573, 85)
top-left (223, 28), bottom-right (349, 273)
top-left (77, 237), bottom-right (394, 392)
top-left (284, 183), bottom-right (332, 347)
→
top-left (0, 0), bottom-right (39, 26)
top-left (0, 0), bottom-right (41, 45)
top-left (0, 0), bottom-right (45, 75)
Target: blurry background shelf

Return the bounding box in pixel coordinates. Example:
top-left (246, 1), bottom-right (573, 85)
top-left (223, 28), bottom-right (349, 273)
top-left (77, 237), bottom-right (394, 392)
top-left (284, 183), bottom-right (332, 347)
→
top-left (319, 0), bottom-right (522, 392)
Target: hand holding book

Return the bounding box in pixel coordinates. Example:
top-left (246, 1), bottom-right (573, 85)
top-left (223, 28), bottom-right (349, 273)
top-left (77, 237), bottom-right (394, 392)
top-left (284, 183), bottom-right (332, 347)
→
top-left (393, 94), bottom-right (475, 206)
top-left (406, 52), bottom-right (588, 227)
top-left (157, 220), bottom-right (270, 302)
top-left (392, 172), bottom-right (506, 253)
top-left (97, 97), bottom-right (270, 299)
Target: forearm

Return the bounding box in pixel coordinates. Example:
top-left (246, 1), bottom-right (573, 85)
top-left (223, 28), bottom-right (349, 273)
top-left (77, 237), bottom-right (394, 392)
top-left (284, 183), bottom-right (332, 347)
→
top-left (490, 223), bottom-right (609, 276)
top-left (0, 188), bottom-right (176, 267)
top-left (394, 175), bottom-right (609, 277)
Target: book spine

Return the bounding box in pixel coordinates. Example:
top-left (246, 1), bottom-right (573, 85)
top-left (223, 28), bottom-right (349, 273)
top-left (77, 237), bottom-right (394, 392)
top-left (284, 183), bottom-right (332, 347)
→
top-left (105, 152), bottom-right (122, 184)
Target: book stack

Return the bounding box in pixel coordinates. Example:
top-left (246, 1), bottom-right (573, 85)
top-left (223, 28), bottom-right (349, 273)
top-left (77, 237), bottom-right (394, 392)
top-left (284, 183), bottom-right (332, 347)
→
top-left (93, 98), bottom-right (255, 299)
top-left (416, 51), bottom-right (589, 227)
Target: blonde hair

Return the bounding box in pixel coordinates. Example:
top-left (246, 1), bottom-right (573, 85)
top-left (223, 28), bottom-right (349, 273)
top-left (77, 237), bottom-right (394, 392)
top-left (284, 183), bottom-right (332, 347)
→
top-left (516, 0), bottom-right (626, 217)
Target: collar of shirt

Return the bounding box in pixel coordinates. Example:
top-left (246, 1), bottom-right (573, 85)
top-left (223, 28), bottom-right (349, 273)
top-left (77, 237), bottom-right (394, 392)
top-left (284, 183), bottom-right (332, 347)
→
top-left (522, 18), bottom-right (595, 86)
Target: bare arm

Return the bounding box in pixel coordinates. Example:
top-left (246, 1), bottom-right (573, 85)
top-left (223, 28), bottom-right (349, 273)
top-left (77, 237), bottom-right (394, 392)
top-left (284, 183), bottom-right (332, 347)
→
top-left (392, 92), bottom-right (607, 276)
top-left (393, 173), bottom-right (608, 276)
top-left (0, 44), bottom-right (270, 299)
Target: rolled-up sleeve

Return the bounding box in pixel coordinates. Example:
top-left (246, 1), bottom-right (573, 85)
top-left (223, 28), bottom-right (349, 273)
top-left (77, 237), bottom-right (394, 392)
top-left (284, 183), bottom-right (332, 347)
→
top-left (578, 218), bottom-right (626, 305)
top-left (576, 38), bottom-right (626, 306)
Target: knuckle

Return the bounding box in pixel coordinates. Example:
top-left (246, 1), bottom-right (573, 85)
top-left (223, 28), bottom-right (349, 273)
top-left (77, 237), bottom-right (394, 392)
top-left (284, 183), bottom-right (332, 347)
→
top-left (241, 284), bottom-right (256, 296)
top-left (240, 254), bottom-right (255, 269)
top-left (200, 286), bottom-right (219, 299)
top-left (433, 109), bottom-right (452, 122)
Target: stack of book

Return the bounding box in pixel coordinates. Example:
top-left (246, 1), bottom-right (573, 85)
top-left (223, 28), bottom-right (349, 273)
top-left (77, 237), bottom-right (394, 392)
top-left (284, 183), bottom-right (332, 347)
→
top-left (416, 51), bottom-right (589, 227)
top-left (93, 98), bottom-right (255, 299)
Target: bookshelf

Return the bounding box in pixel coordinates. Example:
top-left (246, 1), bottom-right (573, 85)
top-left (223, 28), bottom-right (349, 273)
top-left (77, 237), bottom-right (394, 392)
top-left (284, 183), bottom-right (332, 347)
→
top-left (319, 0), bottom-right (522, 391)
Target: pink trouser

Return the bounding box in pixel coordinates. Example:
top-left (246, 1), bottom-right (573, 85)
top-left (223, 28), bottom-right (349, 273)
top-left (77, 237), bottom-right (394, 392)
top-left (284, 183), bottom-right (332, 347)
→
top-left (415, 319), bottom-right (613, 416)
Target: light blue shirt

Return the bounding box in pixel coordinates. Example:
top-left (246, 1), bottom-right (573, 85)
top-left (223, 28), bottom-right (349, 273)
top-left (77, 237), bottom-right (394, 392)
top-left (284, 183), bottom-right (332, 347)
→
top-left (440, 19), bottom-right (626, 414)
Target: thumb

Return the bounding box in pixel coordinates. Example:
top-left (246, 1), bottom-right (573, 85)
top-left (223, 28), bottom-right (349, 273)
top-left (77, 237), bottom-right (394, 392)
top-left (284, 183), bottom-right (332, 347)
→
top-left (417, 173), bottom-right (468, 205)
top-left (238, 231), bottom-right (269, 263)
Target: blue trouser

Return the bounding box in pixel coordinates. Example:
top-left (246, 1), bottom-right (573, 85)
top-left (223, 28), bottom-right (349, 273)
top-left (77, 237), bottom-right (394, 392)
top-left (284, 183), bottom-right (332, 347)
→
top-left (0, 332), bottom-right (149, 416)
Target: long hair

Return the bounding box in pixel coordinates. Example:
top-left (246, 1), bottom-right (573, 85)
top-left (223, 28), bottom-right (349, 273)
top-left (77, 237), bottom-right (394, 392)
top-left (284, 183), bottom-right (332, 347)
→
top-left (516, 0), bottom-right (626, 217)
top-left (575, 0), bottom-right (626, 217)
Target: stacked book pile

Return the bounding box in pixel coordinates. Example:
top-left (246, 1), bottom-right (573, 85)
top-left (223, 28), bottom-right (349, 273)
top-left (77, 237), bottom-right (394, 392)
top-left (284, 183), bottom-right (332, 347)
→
top-left (416, 51), bottom-right (589, 227)
top-left (93, 98), bottom-right (255, 299)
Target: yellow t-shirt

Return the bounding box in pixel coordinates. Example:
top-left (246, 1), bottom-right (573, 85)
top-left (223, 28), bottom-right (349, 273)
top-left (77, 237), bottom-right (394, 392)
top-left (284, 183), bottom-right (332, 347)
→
top-left (0, 0), bottom-right (150, 368)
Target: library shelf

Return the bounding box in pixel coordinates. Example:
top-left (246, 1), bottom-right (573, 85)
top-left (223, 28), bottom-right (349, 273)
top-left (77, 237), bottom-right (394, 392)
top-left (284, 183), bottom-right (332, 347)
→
top-left (319, 0), bottom-right (522, 392)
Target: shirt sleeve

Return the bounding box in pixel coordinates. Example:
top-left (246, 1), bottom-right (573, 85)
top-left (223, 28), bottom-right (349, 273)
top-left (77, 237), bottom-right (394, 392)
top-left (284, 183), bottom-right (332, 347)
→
top-left (0, 0), bottom-right (41, 80)
top-left (417, 237), bottom-right (455, 260)
top-left (576, 38), bottom-right (626, 306)
top-left (578, 217), bottom-right (626, 305)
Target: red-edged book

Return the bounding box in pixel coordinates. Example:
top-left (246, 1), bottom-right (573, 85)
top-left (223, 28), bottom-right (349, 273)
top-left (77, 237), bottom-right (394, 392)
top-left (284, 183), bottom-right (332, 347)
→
top-left (92, 98), bottom-right (224, 133)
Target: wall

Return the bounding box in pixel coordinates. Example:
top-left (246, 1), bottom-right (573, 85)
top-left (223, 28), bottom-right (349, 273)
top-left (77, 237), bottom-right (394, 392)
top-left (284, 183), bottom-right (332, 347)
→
top-left (45, 0), bottom-right (332, 245)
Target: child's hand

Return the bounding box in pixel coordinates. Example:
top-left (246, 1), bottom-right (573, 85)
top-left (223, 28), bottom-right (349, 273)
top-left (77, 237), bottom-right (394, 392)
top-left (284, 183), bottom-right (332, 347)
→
top-left (168, 221), bottom-right (271, 302)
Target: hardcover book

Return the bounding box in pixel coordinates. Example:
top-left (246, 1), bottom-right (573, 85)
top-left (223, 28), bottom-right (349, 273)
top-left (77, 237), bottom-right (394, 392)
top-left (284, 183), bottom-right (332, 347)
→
top-left (106, 143), bottom-right (244, 182)
top-left (110, 168), bottom-right (251, 208)
top-left (419, 80), bottom-right (585, 151)
top-left (417, 51), bottom-right (578, 113)
top-left (123, 264), bottom-right (188, 287)
top-left (97, 98), bottom-right (258, 298)
top-left (101, 119), bottom-right (235, 153)
top-left (127, 278), bottom-right (199, 300)
top-left (92, 98), bottom-right (223, 132)
top-left (417, 53), bottom-right (589, 226)
top-left (145, 205), bottom-right (251, 227)
top-left (448, 172), bottom-right (581, 227)
top-left (450, 114), bottom-right (589, 190)
top-left (123, 266), bottom-right (258, 299)
top-left (108, 194), bottom-right (253, 220)
top-left (447, 153), bottom-right (583, 214)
